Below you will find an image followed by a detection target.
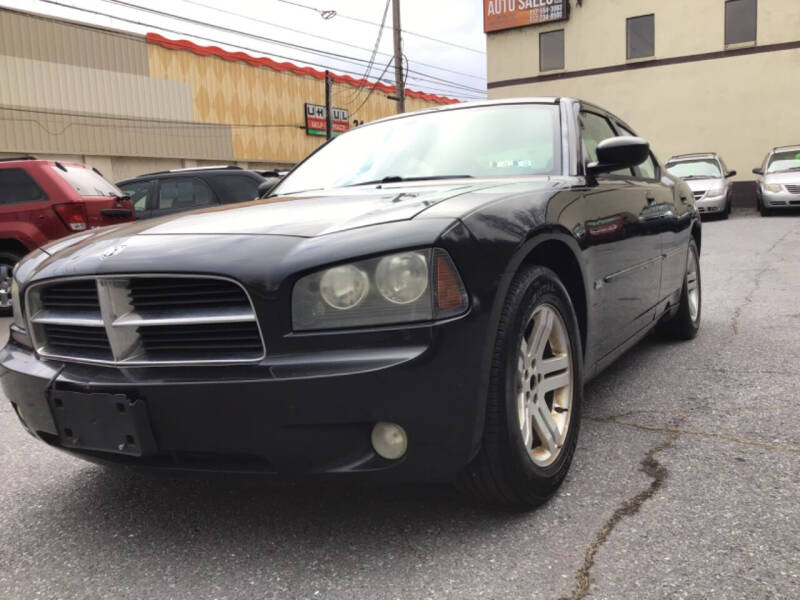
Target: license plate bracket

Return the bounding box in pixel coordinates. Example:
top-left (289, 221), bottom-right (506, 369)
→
top-left (48, 391), bottom-right (156, 456)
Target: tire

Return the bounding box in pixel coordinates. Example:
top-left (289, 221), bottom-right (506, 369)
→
top-left (658, 239), bottom-right (701, 340)
top-left (457, 266), bottom-right (583, 508)
top-left (721, 198), bottom-right (731, 220)
top-left (0, 251), bottom-right (21, 317)
top-left (758, 196), bottom-right (771, 217)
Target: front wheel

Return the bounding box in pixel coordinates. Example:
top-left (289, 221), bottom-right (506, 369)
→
top-left (658, 239), bottom-right (701, 340)
top-left (457, 266), bottom-right (583, 508)
top-left (0, 251), bottom-right (21, 316)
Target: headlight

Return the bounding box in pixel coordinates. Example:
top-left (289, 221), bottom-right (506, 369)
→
top-left (375, 253), bottom-right (428, 304)
top-left (292, 248), bottom-right (468, 331)
top-left (707, 186), bottom-right (725, 197)
top-left (765, 183), bottom-right (783, 193)
top-left (319, 265), bottom-right (369, 310)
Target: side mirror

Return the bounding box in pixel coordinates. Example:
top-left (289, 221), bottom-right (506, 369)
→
top-left (752, 168), bottom-right (764, 176)
top-left (257, 178), bottom-right (281, 198)
top-left (725, 170), bottom-right (737, 178)
top-left (587, 136), bottom-right (650, 175)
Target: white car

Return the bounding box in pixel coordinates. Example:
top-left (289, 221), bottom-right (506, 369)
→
top-left (666, 153), bottom-right (736, 219)
top-left (753, 146), bottom-right (800, 216)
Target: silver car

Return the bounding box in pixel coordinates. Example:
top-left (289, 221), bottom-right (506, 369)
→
top-left (753, 145), bottom-right (800, 216)
top-left (665, 153), bottom-right (736, 219)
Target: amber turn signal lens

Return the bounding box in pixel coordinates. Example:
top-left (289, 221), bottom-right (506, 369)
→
top-left (435, 252), bottom-right (467, 313)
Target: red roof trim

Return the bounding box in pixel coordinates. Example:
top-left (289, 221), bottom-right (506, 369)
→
top-left (146, 33), bottom-right (461, 105)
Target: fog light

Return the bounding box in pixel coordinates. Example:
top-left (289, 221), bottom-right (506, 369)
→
top-left (371, 422), bottom-right (407, 460)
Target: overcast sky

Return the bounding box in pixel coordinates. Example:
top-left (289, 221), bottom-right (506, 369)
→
top-left (0, 0), bottom-right (488, 101)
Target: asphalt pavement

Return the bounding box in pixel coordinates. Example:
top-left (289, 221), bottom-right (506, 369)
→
top-left (1, 212), bottom-right (798, 600)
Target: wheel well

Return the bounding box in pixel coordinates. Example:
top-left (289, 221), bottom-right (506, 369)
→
top-left (521, 239), bottom-right (587, 357)
top-left (692, 223), bottom-right (701, 252)
top-left (0, 239), bottom-right (30, 258)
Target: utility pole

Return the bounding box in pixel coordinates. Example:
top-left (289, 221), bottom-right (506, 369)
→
top-left (324, 70), bottom-right (333, 140)
top-left (392, 0), bottom-right (405, 114)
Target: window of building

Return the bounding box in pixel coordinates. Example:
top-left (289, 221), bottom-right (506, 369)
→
top-left (725, 0), bottom-right (757, 45)
top-left (627, 14), bottom-right (655, 59)
top-left (539, 30), bottom-right (564, 72)
top-left (0, 168), bottom-right (47, 205)
top-left (157, 178), bottom-right (215, 210)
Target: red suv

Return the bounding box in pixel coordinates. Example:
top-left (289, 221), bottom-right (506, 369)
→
top-left (0, 156), bottom-right (134, 313)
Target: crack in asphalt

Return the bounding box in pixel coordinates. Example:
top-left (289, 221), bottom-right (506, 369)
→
top-left (730, 225), bottom-right (797, 335)
top-left (588, 416), bottom-right (800, 453)
top-left (557, 422), bottom-right (682, 600)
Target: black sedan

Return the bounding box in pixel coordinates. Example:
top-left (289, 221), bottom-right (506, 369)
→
top-left (1, 98), bottom-right (701, 507)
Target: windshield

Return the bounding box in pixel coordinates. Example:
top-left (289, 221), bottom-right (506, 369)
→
top-left (665, 159), bottom-right (722, 179)
top-left (274, 104), bottom-right (562, 195)
top-left (52, 164), bottom-right (123, 196)
top-left (767, 151), bottom-right (800, 173)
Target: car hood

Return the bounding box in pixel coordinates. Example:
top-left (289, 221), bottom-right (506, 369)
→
top-left (138, 181), bottom-right (509, 238)
top-left (763, 171), bottom-right (800, 185)
top-left (684, 178), bottom-right (723, 192)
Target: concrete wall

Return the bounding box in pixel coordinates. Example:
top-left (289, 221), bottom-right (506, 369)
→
top-left (486, 0), bottom-right (800, 199)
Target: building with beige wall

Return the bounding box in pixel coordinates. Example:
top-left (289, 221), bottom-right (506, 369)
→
top-left (485, 0), bottom-right (800, 203)
top-left (0, 7), bottom-right (455, 183)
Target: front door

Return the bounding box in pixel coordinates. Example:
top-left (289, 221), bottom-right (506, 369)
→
top-left (577, 111), bottom-right (662, 358)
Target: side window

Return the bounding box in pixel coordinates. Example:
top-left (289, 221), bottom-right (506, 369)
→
top-left (213, 175), bottom-right (260, 204)
top-left (120, 180), bottom-right (152, 212)
top-left (616, 122), bottom-right (657, 179)
top-left (580, 112), bottom-right (632, 176)
top-left (0, 168), bottom-right (47, 205)
top-left (157, 178), bottom-right (215, 210)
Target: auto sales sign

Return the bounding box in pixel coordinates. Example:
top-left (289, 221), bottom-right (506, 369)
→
top-left (484, 0), bottom-right (569, 33)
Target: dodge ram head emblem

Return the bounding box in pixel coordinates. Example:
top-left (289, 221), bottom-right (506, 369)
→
top-left (101, 245), bottom-right (126, 259)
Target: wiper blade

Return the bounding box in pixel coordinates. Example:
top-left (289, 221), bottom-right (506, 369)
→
top-left (345, 175), bottom-right (473, 187)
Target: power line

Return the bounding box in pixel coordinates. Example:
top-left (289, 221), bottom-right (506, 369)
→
top-left (276, 0), bottom-right (486, 55)
top-left (337, 0), bottom-right (391, 103)
top-left (40, 0), bottom-right (477, 100)
top-left (180, 0), bottom-right (486, 82)
top-left (93, 0), bottom-right (486, 96)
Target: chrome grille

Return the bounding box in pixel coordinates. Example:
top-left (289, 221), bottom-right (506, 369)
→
top-left (784, 184), bottom-right (800, 194)
top-left (26, 276), bottom-right (265, 366)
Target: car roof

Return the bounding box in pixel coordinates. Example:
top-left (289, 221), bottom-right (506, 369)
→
top-left (666, 153), bottom-right (719, 162)
top-left (772, 145), bottom-right (800, 153)
top-left (365, 97), bottom-right (562, 127)
top-left (118, 166), bottom-right (265, 185)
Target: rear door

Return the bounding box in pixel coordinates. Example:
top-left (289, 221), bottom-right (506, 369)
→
top-left (152, 177), bottom-right (219, 219)
top-left (578, 110), bottom-right (662, 357)
top-left (614, 121), bottom-right (690, 304)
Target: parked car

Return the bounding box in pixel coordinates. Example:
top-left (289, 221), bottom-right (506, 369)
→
top-left (0, 156), bottom-right (134, 314)
top-left (1, 99), bottom-right (701, 507)
top-left (117, 166), bottom-right (268, 220)
top-left (665, 153), bottom-right (736, 219)
top-left (753, 145), bottom-right (800, 216)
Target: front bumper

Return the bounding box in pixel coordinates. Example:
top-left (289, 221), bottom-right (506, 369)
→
top-left (762, 190), bottom-right (800, 208)
top-left (695, 194), bottom-right (727, 214)
top-left (0, 316), bottom-right (487, 482)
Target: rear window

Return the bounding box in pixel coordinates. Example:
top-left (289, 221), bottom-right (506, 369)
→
top-left (212, 174), bottom-right (261, 204)
top-left (51, 164), bottom-right (122, 197)
top-left (0, 168), bottom-right (47, 205)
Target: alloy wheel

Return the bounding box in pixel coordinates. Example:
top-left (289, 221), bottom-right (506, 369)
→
top-left (687, 246), bottom-right (700, 323)
top-left (0, 264), bottom-right (12, 309)
top-left (516, 304), bottom-right (573, 467)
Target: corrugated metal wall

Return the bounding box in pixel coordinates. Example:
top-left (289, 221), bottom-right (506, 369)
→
top-left (0, 7), bottom-right (456, 165)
